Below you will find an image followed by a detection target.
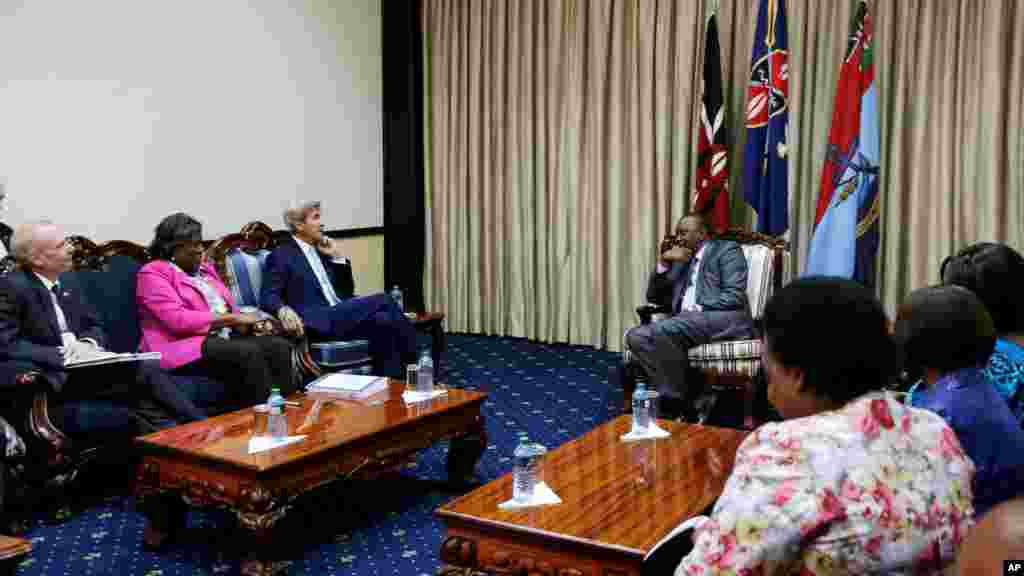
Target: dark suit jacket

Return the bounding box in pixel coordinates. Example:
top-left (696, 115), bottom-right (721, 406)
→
top-left (0, 270), bottom-right (106, 392)
top-left (260, 238), bottom-right (359, 336)
top-left (646, 240), bottom-right (750, 315)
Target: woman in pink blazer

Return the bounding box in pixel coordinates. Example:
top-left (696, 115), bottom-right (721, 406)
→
top-left (137, 213), bottom-right (294, 407)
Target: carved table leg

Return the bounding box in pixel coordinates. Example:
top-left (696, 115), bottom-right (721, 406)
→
top-left (236, 485), bottom-right (290, 576)
top-left (438, 535), bottom-right (479, 575)
top-left (139, 492), bottom-right (187, 550)
top-left (446, 419), bottom-right (486, 488)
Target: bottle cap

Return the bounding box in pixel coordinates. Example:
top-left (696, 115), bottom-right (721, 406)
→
top-left (271, 387), bottom-right (280, 394)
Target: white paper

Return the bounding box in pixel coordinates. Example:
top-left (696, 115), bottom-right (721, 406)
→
top-left (497, 481), bottom-right (562, 510)
top-left (644, 515), bottom-right (709, 561)
top-left (247, 435), bottom-right (306, 454)
top-left (620, 421), bottom-right (671, 442)
top-left (308, 373), bottom-right (384, 392)
top-left (402, 389), bottom-right (448, 404)
top-left (64, 351), bottom-right (162, 369)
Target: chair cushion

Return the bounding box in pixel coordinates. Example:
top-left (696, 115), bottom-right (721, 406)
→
top-left (224, 248), bottom-right (271, 308)
top-left (741, 244), bottom-right (776, 319)
top-left (310, 340), bottom-right (373, 370)
top-left (688, 338), bottom-right (761, 361)
top-left (689, 339), bottom-right (762, 376)
top-left (691, 357), bottom-right (761, 377)
top-left (69, 255), bottom-right (143, 353)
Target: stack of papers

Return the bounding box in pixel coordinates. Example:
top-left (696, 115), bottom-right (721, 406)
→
top-left (306, 373), bottom-right (389, 400)
top-left (65, 351), bottom-right (162, 369)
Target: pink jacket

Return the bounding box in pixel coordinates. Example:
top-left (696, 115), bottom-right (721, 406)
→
top-left (136, 260), bottom-right (238, 370)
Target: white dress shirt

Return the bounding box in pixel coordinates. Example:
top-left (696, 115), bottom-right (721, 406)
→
top-left (679, 244), bottom-right (707, 313)
top-left (293, 236), bottom-right (344, 307)
top-left (34, 273), bottom-right (71, 334)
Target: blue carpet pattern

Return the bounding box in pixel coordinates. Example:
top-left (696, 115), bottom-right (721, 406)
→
top-left (12, 335), bottom-right (624, 575)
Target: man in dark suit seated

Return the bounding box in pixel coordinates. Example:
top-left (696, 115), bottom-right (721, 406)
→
top-left (260, 201), bottom-right (416, 378)
top-left (0, 220), bottom-right (199, 438)
top-left (625, 214), bottom-right (754, 420)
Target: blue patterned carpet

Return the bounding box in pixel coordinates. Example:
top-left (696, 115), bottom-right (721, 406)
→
top-left (12, 335), bottom-right (624, 575)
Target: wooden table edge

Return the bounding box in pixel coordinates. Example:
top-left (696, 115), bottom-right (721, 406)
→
top-left (0, 538), bottom-right (31, 561)
top-left (132, 437), bottom-right (265, 472)
top-left (133, 390), bottom-right (488, 473)
top-left (436, 509), bottom-right (647, 559)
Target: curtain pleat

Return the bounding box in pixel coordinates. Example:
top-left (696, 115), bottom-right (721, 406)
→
top-left (424, 0), bottom-right (1024, 350)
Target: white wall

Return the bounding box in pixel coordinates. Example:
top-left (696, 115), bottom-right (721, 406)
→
top-left (0, 0), bottom-right (382, 242)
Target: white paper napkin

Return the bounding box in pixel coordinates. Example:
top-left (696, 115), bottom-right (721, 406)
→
top-left (402, 389), bottom-right (448, 404)
top-left (498, 481), bottom-right (562, 510)
top-left (620, 422), bottom-right (671, 442)
top-left (248, 435), bottom-right (306, 454)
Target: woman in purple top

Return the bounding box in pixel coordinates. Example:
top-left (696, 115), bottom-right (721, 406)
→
top-left (897, 285), bottom-right (1024, 517)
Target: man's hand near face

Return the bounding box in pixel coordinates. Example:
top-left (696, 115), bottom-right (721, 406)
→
top-left (316, 237), bottom-right (346, 261)
top-left (660, 245), bottom-right (694, 268)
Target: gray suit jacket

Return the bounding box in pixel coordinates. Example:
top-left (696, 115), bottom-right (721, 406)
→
top-left (646, 239), bottom-right (750, 315)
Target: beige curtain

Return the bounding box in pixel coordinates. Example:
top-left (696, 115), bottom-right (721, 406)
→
top-left (423, 0), bottom-right (1024, 351)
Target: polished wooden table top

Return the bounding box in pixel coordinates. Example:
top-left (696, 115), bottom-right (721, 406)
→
top-left (136, 381), bottom-right (485, 472)
top-left (438, 415), bottom-right (748, 557)
top-left (0, 535), bottom-right (31, 561)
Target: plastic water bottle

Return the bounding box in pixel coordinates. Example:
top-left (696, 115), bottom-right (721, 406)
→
top-left (417, 351), bottom-right (434, 393)
top-left (513, 435), bottom-right (547, 503)
top-left (267, 388), bottom-right (287, 439)
top-left (390, 285), bottom-right (404, 312)
top-left (632, 381), bottom-right (651, 431)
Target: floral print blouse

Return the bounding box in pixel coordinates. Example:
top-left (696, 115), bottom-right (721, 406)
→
top-left (676, 393), bottom-right (975, 575)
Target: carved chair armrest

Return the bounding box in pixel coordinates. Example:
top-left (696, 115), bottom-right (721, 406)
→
top-left (0, 368), bottom-right (70, 471)
top-left (245, 321), bottom-right (322, 383)
top-left (636, 303), bottom-right (671, 325)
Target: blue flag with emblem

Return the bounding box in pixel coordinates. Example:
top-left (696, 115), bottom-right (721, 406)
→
top-left (742, 0), bottom-right (789, 236)
top-left (805, 1), bottom-right (880, 287)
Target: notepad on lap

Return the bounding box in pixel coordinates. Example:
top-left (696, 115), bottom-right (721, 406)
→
top-left (64, 351), bottom-right (162, 369)
top-left (306, 374), bottom-right (388, 399)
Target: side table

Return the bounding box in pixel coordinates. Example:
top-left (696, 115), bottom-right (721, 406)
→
top-left (410, 312), bottom-right (446, 376)
top-left (0, 535), bottom-right (30, 576)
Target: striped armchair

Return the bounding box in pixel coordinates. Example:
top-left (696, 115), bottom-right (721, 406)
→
top-left (208, 222), bottom-right (374, 377)
top-left (626, 229), bottom-right (788, 427)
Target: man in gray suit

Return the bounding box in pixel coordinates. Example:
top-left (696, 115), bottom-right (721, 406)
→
top-left (626, 214), bottom-right (754, 420)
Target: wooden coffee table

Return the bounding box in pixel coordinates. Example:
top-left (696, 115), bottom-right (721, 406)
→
top-left (0, 535), bottom-right (31, 576)
top-left (135, 381), bottom-right (486, 575)
top-left (436, 416), bottom-right (748, 576)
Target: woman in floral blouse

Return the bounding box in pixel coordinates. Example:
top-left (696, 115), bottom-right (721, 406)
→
top-left (941, 242), bottom-right (1024, 426)
top-left (675, 278), bottom-right (975, 576)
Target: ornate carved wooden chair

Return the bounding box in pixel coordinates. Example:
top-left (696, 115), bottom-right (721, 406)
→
top-left (624, 228), bottom-right (788, 428)
top-left (206, 221), bottom-right (374, 376)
